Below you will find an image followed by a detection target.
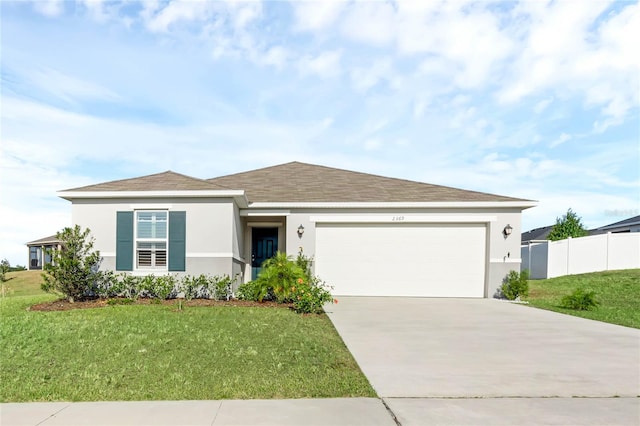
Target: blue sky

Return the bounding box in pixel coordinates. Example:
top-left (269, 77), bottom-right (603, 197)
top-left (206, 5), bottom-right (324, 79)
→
top-left (1, 0), bottom-right (639, 266)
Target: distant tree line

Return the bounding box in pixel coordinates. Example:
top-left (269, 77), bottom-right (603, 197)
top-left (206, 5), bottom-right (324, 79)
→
top-left (0, 259), bottom-right (27, 282)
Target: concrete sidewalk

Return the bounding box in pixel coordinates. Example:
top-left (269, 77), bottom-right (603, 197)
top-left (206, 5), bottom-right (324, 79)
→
top-left (0, 398), bottom-right (397, 426)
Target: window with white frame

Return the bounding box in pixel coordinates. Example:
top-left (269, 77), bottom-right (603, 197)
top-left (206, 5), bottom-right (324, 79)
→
top-left (136, 211), bottom-right (167, 269)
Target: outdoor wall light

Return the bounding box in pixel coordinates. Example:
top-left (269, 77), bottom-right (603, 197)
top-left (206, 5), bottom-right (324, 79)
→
top-left (297, 224), bottom-right (305, 237)
top-left (503, 224), bottom-right (513, 237)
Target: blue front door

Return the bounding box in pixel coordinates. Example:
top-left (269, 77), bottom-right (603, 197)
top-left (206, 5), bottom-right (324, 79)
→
top-left (251, 227), bottom-right (278, 280)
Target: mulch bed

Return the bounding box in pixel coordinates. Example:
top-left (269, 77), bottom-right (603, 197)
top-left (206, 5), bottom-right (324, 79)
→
top-left (29, 298), bottom-right (291, 312)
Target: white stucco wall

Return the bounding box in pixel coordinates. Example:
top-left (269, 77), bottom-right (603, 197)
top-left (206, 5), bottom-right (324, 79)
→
top-left (70, 197), bottom-right (528, 297)
top-left (71, 197), bottom-right (238, 276)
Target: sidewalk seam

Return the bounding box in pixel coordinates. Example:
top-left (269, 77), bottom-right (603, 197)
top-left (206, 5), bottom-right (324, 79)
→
top-left (35, 403), bottom-right (71, 426)
top-left (210, 400), bottom-right (223, 426)
top-left (380, 398), bottom-right (402, 426)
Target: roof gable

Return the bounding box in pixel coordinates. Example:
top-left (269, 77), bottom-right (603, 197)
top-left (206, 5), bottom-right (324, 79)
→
top-left (62, 171), bottom-right (228, 192)
top-left (596, 215), bottom-right (640, 230)
top-left (207, 161), bottom-right (529, 203)
top-left (26, 235), bottom-right (61, 246)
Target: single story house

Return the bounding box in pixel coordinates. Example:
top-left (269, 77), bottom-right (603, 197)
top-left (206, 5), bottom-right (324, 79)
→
top-left (58, 162), bottom-right (536, 298)
top-left (521, 225), bottom-right (554, 244)
top-left (590, 215), bottom-right (640, 235)
top-left (25, 235), bottom-right (61, 270)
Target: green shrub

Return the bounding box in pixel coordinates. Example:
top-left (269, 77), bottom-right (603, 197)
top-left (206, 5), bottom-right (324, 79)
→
top-left (180, 274), bottom-right (206, 300)
top-left (237, 251), bottom-right (335, 313)
top-left (560, 288), bottom-right (599, 310)
top-left (208, 274), bottom-right (234, 301)
top-left (255, 252), bottom-right (305, 302)
top-left (500, 269), bottom-right (530, 300)
top-left (41, 226), bottom-right (103, 302)
top-left (237, 279), bottom-right (272, 302)
top-left (0, 259), bottom-right (10, 282)
top-left (152, 274), bottom-right (177, 299)
top-left (292, 277), bottom-right (334, 314)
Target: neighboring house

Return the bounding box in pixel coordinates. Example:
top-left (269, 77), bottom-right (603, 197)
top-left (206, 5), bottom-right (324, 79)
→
top-left (522, 215), bottom-right (640, 244)
top-left (521, 215), bottom-right (640, 279)
top-left (589, 215), bottom-right (640, 235)
top-left (521, 225), bottom-right (553, 244)
top-left (26, 235), bottom-right (61, 270)
top-left (57, 162), bottom-right (536, 298)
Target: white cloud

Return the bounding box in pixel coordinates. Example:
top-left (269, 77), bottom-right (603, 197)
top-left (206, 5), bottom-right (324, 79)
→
top-left (349, 58), bottom-right (392, 92)
top-left (297, 50), bottom-right (342, 78)
top-left (550, 132), bottom-right (572, 148)
top-left (77, 0), bottom-right (109, 22)
top-left (25, 66), bottom-right (122, 104)
top-left (261, 46), bottom-right (289, 69)
top-left (498, 1), bottom-right (638, 125)
top-left (533, 97), bottom-right (553, 114)
top-left (340, 1), bottom-right (395, 46)
top-left (32, 0), bottom-right (64, 17)
top-left (292, 1), bottom-right (346, 32)
top-left (144, 0), bottom-right (218, 32)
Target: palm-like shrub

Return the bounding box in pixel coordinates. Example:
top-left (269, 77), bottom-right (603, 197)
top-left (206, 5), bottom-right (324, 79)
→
top-left (248, 251), bottom-right (305, 302)
top-left (237, 251), bottom-right (335, 313)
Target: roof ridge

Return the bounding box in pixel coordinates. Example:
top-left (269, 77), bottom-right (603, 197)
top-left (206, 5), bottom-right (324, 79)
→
top-left (62, 170), bottom-right (230, 192)
top-left (208, 161), bottom-right (528, 201)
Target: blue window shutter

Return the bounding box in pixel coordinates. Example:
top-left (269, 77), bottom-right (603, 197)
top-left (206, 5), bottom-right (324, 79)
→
top-left (116, 211), bottom-right (134, 271)
top-left (168, 211), bottom-right (186, 272)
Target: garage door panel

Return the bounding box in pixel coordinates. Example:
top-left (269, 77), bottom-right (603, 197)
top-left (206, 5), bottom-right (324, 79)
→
top-left (315, 223), bottom-right (486, 297)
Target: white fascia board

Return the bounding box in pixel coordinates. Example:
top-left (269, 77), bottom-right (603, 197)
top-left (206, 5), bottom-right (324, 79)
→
top-left (58, 190), bottom-right (249, 207)
top-left (240, 209), bottom-right (291, 217)
top-left (248, 201), bottom-right (538, 209)
top-left (310, 215), bottom-right (497, 223)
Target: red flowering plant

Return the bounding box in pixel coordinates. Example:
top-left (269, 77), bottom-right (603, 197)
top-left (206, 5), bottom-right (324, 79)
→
top-left (291, 275), bottom-right (334, 314)
top-left (291, 251), bottom-right (335, 314)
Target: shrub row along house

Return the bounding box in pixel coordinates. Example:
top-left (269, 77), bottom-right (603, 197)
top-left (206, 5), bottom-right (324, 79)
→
top-left (54, 162), bottom-right (536, 298)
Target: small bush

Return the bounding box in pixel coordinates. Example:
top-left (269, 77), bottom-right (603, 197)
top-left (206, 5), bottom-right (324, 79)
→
top-left (238, 251), bottom-right (335, 313)
top-left (181, 274), bottom-right (208, 300)
top-left (237, 279), bottom-right (272, 302)
top-left (560, 288), bottom-right (599, 310)
top-left (292, 277), bottom-right (334, 314)
top-left (41, 226), bottom-right (103, 302)
top-left (0, 259), bottom-right (10, 283)
top-left (256, 251), bottom-right (305, 302)
top-left (152, 274), bottom-right (177, 299)
top-left (500, 269), bottom-right (530, 300)
top-left (208, 275), bottom-right (234, 301)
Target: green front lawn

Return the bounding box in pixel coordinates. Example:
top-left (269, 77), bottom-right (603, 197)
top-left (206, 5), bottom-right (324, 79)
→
top-left (0, 272), bottom-right (375, 402)
top-left (526, 269), bottom-right (640, 329)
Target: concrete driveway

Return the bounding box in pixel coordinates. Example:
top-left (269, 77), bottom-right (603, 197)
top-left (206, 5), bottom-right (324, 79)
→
top-left (326, 297), bottom-right (640, 425)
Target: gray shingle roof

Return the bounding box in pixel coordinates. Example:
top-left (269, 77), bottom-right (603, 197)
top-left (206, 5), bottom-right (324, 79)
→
top-left (521, 225), bottom-right (553, 243)
top-left (60, 162), bottom-right (531, 203)
top-left (207, 162), bottom-right (529, 203)
top-left (62, 171), bottom-right (229, 192)
top-left (26, 235), bottom-right (60, 246)
top-left (595, 215), bottom-right (640, 230)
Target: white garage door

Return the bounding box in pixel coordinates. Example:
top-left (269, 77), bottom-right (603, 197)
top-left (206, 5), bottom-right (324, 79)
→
top-left (315, 223), bottom-right (486, 297)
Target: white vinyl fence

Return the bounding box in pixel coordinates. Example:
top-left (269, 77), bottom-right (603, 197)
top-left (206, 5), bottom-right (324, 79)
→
top-left (521, 232), bottom-right (640, 279)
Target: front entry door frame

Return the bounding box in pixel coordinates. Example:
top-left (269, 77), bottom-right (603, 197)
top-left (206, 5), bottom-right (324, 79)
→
top-left (246, 222), bottom-right (285, 281)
